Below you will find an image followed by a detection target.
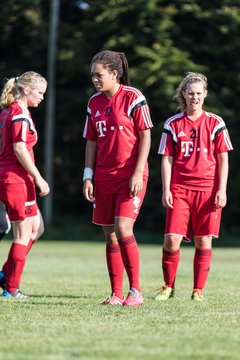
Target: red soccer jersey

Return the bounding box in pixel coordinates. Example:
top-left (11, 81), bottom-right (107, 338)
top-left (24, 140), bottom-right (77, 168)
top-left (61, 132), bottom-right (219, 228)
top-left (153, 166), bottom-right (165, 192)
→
top-left (158, 111), bottom-right (233, 190)
top-left (83, 84), bottom-right (153, 180)
top-left (0, 101), bottom-right (37, 183)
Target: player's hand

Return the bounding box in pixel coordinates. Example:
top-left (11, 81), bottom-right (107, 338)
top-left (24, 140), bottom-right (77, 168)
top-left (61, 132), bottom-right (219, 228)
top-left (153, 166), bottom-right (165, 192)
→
top-left (35, 176), bottom-right (50, 197)
top-left (162, 190), bottom-right (173, 209)
top-left (215, 190), bottom-right (227, 208)
top-left (129, 173), bottom-right (143, 197)
top-left (83, 179), bottom-right (95, 202)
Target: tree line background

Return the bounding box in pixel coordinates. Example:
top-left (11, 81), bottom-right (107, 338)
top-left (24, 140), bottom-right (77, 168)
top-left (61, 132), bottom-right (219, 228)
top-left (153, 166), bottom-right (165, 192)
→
top-left (1, 0), bottom-right (240, 243)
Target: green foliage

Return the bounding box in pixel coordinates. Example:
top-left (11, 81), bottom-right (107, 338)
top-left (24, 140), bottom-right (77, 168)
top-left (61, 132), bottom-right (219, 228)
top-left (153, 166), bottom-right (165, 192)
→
top-left (0, 241), bottom-right (240, 359)
top-left (1, 0), bottom-right (240, 236)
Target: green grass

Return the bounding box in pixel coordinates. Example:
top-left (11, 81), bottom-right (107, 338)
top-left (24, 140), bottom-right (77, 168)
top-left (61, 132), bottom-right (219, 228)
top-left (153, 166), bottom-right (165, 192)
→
top-left (0, 240), bottom-right (239, 360)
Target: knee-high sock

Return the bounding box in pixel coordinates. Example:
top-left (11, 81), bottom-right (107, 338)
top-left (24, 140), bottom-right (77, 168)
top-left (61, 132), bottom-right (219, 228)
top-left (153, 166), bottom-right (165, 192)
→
top-left (194, 248), bottom-right (212, 290)
top-left (26, 239), bottom-right (35, 254)
top-left (106, 243), bottom-right (124, 299)
top-left (6, 243), bottom-right (27, 293)
top-left (118, 235), bottom-right (140, 292)
top-left (2, 239), bottom-right (35, 278)
top-left (162, 248), bottom-right (180, 288)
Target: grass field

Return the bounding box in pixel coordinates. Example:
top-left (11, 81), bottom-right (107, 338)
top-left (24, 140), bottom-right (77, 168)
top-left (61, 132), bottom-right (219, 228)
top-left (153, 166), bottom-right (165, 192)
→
top-left (0, 240), bottom-right (239, 360)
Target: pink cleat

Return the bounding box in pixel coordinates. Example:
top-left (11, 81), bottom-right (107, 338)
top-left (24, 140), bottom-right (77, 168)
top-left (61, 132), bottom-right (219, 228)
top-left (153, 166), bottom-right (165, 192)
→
top-left (100, 293), bottom-right (124, 305)
top-left (123, 288), bottom-right (144, 307)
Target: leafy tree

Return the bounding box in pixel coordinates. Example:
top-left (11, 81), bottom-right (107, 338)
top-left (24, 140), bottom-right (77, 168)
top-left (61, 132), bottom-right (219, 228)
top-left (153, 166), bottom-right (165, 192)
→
top-left (1, 0), bottom-right (240, 239)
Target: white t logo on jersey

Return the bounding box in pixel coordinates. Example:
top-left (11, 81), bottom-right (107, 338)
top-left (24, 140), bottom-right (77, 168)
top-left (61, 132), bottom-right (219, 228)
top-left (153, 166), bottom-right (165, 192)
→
top-left (96, 120), bottom-right (107, 137)
top-left (181, 141), bottom-right (194, 157)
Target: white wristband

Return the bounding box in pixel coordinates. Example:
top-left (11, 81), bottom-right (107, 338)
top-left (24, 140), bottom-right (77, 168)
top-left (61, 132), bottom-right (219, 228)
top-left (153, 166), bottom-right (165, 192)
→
top-left (83, 167), bottom-right (93, 182)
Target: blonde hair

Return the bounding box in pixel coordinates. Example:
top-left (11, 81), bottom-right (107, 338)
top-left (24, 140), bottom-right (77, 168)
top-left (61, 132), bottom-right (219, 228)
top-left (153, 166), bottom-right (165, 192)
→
top-left (175, 72), bottom-right (208, 112)
top-left (0, 71), bottom-right (47, 108)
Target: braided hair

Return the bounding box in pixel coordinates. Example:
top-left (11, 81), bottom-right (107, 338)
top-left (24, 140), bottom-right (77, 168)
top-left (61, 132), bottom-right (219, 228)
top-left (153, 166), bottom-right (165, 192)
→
top-left (91, 50), bottom-right (131, 86)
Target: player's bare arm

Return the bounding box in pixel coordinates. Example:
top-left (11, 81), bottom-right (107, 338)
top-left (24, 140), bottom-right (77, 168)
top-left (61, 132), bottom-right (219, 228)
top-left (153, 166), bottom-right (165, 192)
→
top-left (83, 140), bottom-right (97, 202)
top-left (13, 141), bottom-right (50, 197)
top-left (129, 129), bottom-right (151, 197)
top-left (161, 155), bottom-right (173, 208)
top-left (215, 152), bottom-right (229, 208)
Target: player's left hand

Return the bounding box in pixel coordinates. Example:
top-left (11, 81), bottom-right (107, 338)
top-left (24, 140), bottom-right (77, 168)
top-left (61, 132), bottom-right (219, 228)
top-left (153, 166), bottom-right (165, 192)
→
top-left (215, 190), bottom-right (227, 208)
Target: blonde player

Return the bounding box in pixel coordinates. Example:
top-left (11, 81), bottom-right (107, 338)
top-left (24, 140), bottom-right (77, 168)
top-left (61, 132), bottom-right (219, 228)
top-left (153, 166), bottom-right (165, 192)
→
top-left (156, 72), bottom-right (233, 301)
top-left (0, 72), bottom-right (50, 298)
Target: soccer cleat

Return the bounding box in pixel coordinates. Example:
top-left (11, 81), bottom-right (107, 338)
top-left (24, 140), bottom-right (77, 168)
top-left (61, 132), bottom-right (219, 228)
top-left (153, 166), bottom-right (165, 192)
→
top-left (1, 289), bottom-right (28, 298)
top-left (155, 285), bottom-right (174, 301)
top-left (191, 289), bottom-right (203, 301)
top-left (0, 271), bottom-right (6, 290)
top-left (123, 288), bottom-right (144, 306)
top-left (100, 293), bottom-right (124, 305)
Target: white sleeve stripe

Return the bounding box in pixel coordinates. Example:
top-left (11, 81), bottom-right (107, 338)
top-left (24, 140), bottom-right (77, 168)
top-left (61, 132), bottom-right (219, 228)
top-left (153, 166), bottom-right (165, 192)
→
top-left (164, 124), bottom-right (177, 142)
top-left (141, 105), bottom-right (153, 128)
top-left (223, 129), bottom-right (233, 150)
top-left (12, 114), bottom-right (36, 133)
top-left (158, 133), bottom-right (167, 154)
top-left (12, 114), bottom-right (32, 121)
top-left (122, 85), bottom-right (142, 97)
top-left (211, 123), bottom-right (226, 140)
top-left (83, 116), bottom-right (89, 138)
top-left (128, 95), bottom-right (146, 116)
top-left (21, 121), bottom-right (27, 142)
top-left (87, 106), bottom-right (91, 115)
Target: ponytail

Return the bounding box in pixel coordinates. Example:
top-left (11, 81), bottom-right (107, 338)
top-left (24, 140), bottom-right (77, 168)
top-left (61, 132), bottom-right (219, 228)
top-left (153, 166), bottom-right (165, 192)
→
top-left (118, 52), bottom-right (131, 86)
top-left (0, 71), bottom-right (47, 109)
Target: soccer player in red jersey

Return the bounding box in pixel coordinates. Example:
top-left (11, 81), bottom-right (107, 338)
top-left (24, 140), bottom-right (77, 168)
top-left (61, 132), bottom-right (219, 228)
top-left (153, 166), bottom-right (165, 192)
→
top-left (83, 50), bottom-right (153, 306)
top-left (156, 72), bottom-right (233, 301)
top-left (0, 71), bottom-right (50, 298)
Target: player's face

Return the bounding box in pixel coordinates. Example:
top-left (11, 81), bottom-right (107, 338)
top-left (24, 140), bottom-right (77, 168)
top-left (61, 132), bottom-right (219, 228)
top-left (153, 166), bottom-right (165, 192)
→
top-left (27, 82), bottom-right (47, 107)
top-left (91, 62), bottom-right (118, 94)
top-left (182, 81), bottom-right (207, 114)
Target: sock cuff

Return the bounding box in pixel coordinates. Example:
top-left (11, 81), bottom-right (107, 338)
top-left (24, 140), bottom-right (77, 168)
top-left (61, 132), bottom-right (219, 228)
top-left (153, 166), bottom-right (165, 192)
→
top-left (195, 248), bottom-right (212, 256)
top-left (118, 235), bottom-right (136, 245)
top-left (106, 243), bottom-right (121, 253)
top-left (163, 248), bottom-right (180, 256)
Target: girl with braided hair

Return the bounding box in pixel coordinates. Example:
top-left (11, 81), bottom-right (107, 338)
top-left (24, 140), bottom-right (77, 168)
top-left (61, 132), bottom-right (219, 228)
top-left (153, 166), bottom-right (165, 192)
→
top-left (0, 71), bottom-right (50, 298)
top-left (156, 72), bottom-right (233, 301)
top-left (83, 50), bottom-right (153, 306)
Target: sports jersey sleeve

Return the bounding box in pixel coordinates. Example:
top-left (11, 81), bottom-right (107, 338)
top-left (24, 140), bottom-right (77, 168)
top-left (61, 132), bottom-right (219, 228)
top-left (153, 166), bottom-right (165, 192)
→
top-left (211, 118), bottom-right (233, 154)
top-left (129, 92), bottom-right (153, 131)
top-left (158, 122), bottom-right (176, 156)
top-left (11, 112), bottom-right (35, 143)
top-left (83, 103), bottom-right (98, 141)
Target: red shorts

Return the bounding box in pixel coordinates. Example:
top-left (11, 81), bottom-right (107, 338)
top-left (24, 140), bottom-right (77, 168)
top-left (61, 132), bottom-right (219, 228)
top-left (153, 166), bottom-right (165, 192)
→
top-left (93, 176), bottom-right (148, 225)
top-left (165, 185), bottom-right (222, 241)
top-left (0, 182), bottom-right (38, 221)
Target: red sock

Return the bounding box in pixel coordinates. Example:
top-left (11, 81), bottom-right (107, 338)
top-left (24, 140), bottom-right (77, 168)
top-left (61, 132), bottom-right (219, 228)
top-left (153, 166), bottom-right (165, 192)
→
top-left (194, 248), bottom-right (212, 290)
top-left (118, 235), bottom-right (140, 292)
top-left (26, 239), bottom-right (35, 254)
top-left (2, 239), bottom-right (35, 278)
top-left (106, 244), bottom-right (124, 299)
top-left (162, 248), bottom-right (180, 288)
top-left (6, 243), bottom-right (27, 293)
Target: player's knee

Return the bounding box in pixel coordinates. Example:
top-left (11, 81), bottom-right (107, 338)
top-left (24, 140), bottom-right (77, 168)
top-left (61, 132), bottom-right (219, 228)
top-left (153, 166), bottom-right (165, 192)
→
top-left (164, 235), bottom-right (182, 251)
top-left (32, 222), bottom-right (45, 241)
